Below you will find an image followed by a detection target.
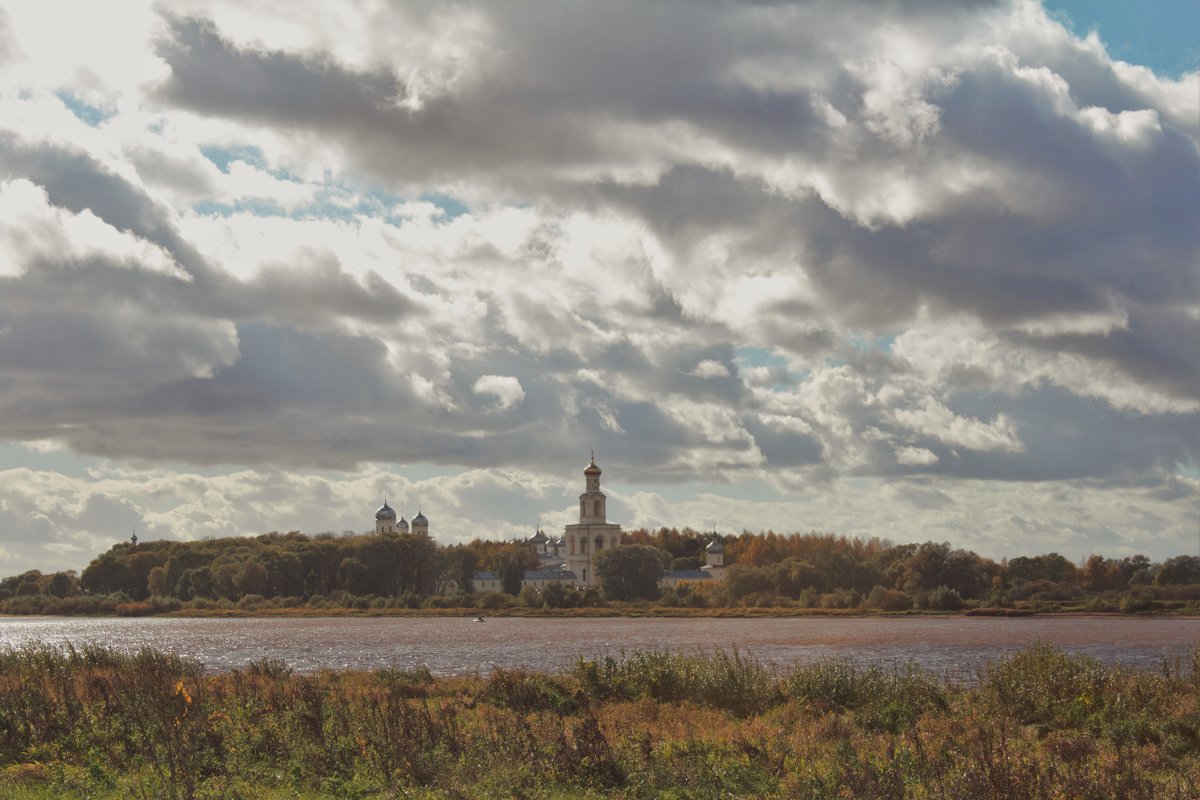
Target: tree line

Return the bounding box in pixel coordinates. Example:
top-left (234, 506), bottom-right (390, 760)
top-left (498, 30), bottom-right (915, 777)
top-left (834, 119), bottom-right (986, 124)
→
top-left (1, 526), bottom-right (1198, 613)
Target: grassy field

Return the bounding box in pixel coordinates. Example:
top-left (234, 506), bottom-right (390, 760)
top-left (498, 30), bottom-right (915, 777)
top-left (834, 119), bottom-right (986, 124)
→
top-left (0, 644), bottom-right (1196, 799)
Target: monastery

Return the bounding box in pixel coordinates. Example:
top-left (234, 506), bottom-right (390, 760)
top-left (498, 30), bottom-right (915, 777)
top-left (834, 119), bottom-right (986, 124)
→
top-left (375, 454), bottom-right (725, 594)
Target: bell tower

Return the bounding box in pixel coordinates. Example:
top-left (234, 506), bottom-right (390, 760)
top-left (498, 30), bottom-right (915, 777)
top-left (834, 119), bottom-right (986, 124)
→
top-left (563, 452), bottom-right (622, 587)
top-left (579, 451), bottom-right (606, 523)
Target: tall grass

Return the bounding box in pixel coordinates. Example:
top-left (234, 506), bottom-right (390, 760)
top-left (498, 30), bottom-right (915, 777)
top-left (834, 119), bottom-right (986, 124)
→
top-left (0, 644), bottom-right (1195, 799)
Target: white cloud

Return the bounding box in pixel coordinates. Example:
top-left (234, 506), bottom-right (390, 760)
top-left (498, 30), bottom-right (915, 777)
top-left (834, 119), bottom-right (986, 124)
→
top-left (896, 446), bottom-right (939, 466)
top-left (690, 359), bottom-right (731, 379)
top-left (891, 399), bottom-right (1024, 454)
top-left (472, 375), bottom-right (526, 411)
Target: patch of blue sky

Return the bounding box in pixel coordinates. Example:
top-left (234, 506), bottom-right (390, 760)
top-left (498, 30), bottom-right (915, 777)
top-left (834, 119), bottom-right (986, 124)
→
top-left (193, 149), bottom-right (472, 224)
top-left (1044, 0), bottom-right (1200, 78)
top-left (734, 346), bottom-right (787, 369)
top-left (200, 144), bottom-right (268, 173)
top-left (191, 198), bottom-right (294, 218)
top-left (0, 443), bottom-right (96, 477)
top-left (734, 346), bottom-right (806, 389)
top-left (55, 91), bottom-right (114, 127)
top-left (416, 192), bottom-right (469, 220)
top-left (850, 334), bottom-right (896, 354)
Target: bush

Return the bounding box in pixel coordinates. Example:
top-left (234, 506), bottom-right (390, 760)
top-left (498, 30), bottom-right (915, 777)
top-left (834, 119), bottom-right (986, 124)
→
top-left (572, 649), bottom-right (780, 717)
top-left (518, 585), bottom-right (543, 608)
top-left (819, 589), bottom-right (860, 609)
top-left (238, 594), bottom-right (265, 610)
top-left (785, 660), bottom-right (947, 732)
top-left (1119, 591), bottom-right (1162, 613)
top-left (924, 585), bottom-right (964, 611)
top-left (866, 586), bottom-right (911, 611)
top-left (115, 601), bottom-right (155, 617)
top-left (1008, 579), bottom-right (1083, 602)
top-left (477, 591), bottom-right (514, 610)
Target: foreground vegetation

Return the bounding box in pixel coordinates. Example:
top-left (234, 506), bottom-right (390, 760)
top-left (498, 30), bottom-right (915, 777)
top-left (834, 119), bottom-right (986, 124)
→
top-left (0, 644), bottom-right (1197, 799)
top-left (3, 527), bottom-right (1199, 617)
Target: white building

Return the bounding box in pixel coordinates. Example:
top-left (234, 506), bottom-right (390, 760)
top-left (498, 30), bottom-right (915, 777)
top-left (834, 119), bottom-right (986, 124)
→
top-left (562, 453), bottom-right (622, 588)
top-left (660, 534), bottom-right (727, 588)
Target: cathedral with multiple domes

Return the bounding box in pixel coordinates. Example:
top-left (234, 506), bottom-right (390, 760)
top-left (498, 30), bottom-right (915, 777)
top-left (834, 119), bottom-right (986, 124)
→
top-left (374, 502), bottom-right (428, 537)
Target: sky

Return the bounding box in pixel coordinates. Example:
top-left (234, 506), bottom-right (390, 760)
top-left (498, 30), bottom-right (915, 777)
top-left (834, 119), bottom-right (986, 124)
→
top-left (0, 0), bottom-right (1196, 576)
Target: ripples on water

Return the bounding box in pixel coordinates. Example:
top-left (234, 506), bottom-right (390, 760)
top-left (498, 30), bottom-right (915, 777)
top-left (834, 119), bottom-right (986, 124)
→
top-left (0, 616), bottom-right (1196, 680)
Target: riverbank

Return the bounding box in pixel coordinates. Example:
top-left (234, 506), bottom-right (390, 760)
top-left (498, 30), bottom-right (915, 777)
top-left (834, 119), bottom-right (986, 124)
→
top-left (0, 643), bottom-right (1195, 799)
top-left (154, 604), bottom-right (1199, 619)
top-left (7, 602), bottom-right (1200, 620)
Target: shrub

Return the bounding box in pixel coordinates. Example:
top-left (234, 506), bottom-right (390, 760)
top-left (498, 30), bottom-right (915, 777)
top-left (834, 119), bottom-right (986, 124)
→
top-left (238, 594), bottom-right (265, 610)
top-left (819, 589), bottom-right (860, 609)
top-left (518, 585), bottom-right (543, 608)
top-left (925, 585), bottom-right (964, 611)
top-left (572, 649), bottom-right (780, 716)
top-left (115, 601), bottom-right (155, 617)
top-left (1119, 591), bottom-right (1162, 613)
top-left (785, 660), bottom-right (947, 731)
top-left (866, 586), bottom-right (911, 611)
top-left (477, 591), bottom-right (514, 610)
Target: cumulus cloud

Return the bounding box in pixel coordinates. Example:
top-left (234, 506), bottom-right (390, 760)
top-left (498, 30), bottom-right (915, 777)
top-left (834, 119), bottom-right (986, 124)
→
top-left (0, 0), bottom-right (1194, 568)
top-left (472, 375), bottom-right (526, 411)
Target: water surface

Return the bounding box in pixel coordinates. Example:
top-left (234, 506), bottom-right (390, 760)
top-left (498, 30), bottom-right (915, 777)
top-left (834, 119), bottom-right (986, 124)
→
top-left (1, 615), bottom-right (1195, 679)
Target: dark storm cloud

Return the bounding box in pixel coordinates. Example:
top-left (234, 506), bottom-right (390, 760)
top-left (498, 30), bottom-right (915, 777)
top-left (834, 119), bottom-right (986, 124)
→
top-left (0, 135), bottom-right (209, 274)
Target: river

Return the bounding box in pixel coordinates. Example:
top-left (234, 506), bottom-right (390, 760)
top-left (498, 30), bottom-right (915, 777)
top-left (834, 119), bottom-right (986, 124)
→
top-left (1, 615), bottom-right (1196, 678)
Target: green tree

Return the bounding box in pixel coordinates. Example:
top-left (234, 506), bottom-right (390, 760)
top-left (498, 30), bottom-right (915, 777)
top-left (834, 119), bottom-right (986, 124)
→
top-left (491, 547), bottom-right (539, 595)
top-left (594, 544), bottom-right (667, 601)
top-left (904, 542), bottom-right (990, 599)
top-left (81, 555), bottom-right (129, 596)
top-left (146, 566), bottom-right (169, 597)
top-left (1006, 553), bottom-right (1077, 586)
top-left (339, 557), bottom-right (369, 595)
top-left (723, 564), bottom-right (772, 602)
top-left (46, 571), bottom-right (79, 598)
top-left (235, 559), bottom-right (269, 597)
top-left (176, 567), bottom-right (213, 599)
top-left (1155, 555), bottom-right (1200, 586)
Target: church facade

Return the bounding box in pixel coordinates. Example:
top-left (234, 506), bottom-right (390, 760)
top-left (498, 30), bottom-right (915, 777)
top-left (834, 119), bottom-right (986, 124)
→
top-left (467, 454), bottom-right (623, 592)
top-left (561, 453), bottom-right (621, 587)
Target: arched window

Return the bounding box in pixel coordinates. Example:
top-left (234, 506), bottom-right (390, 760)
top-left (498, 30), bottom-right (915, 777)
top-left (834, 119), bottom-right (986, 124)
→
top-left (594, 536), bottom-right (603, 551)
top-left (593, 499), bottom-right (601, 516)
top-left (580, 499), bottom-right (585, 516)
top-left (569, 538), bottom-right (575, 555)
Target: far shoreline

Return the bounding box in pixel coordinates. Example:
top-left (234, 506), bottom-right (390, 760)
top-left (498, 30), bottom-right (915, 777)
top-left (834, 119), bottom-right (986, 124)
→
top-left (3, 607), bottom-right (1198, 621)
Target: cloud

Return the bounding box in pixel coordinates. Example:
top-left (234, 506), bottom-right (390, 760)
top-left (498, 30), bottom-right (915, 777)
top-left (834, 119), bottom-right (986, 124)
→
top-left (0, 0), bottom-right (1193, 566)
top-left (896, 447), bottom-right (940, 467)
top-left (472, 374), bottom-right (526, 411)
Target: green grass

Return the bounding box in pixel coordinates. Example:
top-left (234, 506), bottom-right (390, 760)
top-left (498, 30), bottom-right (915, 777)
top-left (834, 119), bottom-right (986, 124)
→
top-left (0, 644), bottom-right (1196, 799)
